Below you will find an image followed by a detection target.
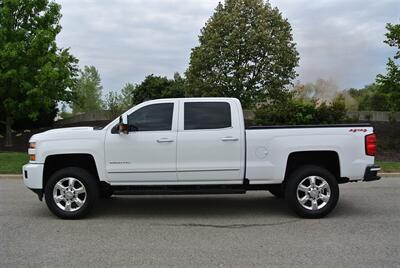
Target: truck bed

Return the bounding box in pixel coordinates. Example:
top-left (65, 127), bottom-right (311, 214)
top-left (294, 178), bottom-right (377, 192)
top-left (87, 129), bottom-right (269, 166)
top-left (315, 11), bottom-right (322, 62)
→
top-left (244, 123), bottom-right (375, 184)
top-left (246, 123), bottom-right (371, 129)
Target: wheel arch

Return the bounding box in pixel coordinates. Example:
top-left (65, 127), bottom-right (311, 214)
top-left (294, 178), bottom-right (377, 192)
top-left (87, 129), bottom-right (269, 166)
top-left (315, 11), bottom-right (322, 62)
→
top-left (43, 154), bottom-right (100, 189)
top-left (284, 151), bottom-right (341, 183)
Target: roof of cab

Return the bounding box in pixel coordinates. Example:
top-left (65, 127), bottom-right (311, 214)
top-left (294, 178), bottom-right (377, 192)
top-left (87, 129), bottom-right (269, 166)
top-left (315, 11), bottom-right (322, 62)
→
top-left (142, 97), bottom-right (240, 103)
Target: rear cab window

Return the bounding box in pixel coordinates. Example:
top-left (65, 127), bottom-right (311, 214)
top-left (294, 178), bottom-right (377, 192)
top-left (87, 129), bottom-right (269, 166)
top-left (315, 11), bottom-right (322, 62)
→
top-left (184, 102), bottom-right (232, 130)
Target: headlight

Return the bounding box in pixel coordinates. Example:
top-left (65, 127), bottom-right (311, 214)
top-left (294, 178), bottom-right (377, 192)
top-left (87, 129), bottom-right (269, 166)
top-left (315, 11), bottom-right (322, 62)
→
top-left (29, 142), bottom-right (36, 161)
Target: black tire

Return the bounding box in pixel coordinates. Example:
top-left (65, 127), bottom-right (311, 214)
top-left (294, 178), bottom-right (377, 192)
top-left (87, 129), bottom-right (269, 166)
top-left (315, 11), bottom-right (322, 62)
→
top-left (268, 185), bottom-right (284, 198)
top-left (285, 165), bottom-right (339, 219)
top-left (44, 167), bottom-right (99, 219)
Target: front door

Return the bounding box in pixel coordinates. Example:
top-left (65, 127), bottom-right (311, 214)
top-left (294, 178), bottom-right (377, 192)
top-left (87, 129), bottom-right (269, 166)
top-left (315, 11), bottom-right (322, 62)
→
top-left (105, 101), bottom-right (178, 184)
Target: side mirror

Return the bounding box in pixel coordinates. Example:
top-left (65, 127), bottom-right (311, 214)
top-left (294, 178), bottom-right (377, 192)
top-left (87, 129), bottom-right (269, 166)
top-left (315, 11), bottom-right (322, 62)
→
top-left (118, 115), bottom-right (129, 134)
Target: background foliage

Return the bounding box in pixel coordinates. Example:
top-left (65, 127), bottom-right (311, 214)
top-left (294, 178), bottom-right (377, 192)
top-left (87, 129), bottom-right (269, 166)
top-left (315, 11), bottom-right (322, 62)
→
top-left (2, 0), bottom-right (400, 136)
top-left (254, 95), bottom-right (348, 125)
top-left (185, 0), bottom-right (299, 108)
top-left (0, 0), bottom-right (78, 146)
top-left (70, 65), bottom-right (103, 114)
top-left (347, 23), bottom-right (400, 112)
top-left (131, 73), bottom-right (186, 104)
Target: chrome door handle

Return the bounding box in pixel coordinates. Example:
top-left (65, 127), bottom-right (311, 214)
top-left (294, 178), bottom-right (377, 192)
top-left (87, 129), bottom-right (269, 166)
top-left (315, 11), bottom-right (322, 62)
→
top-left (221, 136), bottom-right (239, 142)
top-left (157, 138), bottom-right (174, 143)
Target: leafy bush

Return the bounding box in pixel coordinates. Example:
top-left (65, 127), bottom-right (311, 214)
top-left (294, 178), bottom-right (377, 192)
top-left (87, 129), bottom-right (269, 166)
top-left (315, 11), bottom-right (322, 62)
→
top-left (357, 88), bottom-right (390, 111)
top-left (254, 96), bottom-right (348, 125)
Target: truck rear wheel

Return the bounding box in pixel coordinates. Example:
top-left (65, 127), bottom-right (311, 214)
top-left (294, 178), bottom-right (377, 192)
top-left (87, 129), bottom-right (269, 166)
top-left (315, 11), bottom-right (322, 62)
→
top-left (285, 165), bottom-right (339, 218)
top-left (44, 167), bottom-right (99, 219)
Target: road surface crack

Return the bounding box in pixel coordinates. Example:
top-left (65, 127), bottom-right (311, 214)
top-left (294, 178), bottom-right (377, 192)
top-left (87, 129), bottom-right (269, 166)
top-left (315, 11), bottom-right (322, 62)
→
top-left (154, 219), bottom-right (300, 229)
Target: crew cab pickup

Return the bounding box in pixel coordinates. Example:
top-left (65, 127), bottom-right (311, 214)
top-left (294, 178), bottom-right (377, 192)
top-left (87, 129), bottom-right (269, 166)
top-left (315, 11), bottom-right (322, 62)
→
top-left (23, 98), bottom-right (381, 219)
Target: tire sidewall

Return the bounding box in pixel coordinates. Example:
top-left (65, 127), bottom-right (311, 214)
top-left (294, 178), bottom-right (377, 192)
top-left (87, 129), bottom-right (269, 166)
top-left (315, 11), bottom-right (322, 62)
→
top-left (44, 167), bottom-right (98, 219)
top-left (285, 165), bottom-right (339, 218)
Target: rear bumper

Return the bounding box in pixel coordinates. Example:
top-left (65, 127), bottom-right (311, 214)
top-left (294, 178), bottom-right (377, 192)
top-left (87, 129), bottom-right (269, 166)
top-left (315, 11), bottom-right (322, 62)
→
top-left (363, 165), bottom-right (381, 182)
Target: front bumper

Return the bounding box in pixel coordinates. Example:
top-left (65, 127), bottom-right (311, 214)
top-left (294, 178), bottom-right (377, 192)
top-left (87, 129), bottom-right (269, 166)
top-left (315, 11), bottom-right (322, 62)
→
top-left (363, 165), bottom-right (381, 182)
top-left (22, 163), bottom-right (44, 200)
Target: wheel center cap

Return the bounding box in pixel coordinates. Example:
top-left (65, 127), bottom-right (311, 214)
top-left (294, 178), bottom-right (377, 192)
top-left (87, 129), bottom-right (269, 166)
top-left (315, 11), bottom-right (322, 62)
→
top-left (310, 189), bottom-right (319, 198)
top-left (65, 191), bottom-right (74, 199)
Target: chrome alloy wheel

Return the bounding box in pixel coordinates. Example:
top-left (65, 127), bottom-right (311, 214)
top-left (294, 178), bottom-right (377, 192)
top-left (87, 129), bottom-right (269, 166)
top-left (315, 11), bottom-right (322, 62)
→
top-left (296, 176), bottom-right (331, 211)
top-left (53, 177), bottom-right (87, 212)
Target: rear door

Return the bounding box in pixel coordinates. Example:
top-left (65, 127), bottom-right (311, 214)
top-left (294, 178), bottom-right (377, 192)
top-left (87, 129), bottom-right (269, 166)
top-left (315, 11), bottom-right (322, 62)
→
top-left (176, 100), bottom-right (244, 184)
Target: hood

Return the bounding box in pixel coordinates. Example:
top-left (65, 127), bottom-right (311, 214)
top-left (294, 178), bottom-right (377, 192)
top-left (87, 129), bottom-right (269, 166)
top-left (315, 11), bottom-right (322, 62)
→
top-left (30, 127), bottom-right (98, 142)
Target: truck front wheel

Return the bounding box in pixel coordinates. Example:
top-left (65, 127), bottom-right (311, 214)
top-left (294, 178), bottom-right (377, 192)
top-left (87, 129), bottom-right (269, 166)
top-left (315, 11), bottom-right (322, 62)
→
top-left (44, 167), bottom-right (99, 219)
top-left (285, 165), bottom-right (339, 218)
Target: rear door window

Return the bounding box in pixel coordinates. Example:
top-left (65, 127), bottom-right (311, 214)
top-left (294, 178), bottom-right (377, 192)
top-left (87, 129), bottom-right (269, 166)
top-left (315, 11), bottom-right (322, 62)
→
top-left (184, 102), bottom-right (231, 130)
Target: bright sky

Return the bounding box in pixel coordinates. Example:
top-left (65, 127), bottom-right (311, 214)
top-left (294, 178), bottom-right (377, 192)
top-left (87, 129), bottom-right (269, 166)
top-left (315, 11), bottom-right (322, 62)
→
top-left (56, 0), bottom-right (400, 93)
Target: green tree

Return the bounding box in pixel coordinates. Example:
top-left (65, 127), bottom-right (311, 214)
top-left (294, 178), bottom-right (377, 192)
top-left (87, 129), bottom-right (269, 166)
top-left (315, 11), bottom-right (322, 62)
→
top-left (254, 96), bottom-right (348, 125)
top-left (102, 74), bottom-right (187, 119)
top-left (164, 73), bottom-right (186, 99)
top-left (102, 83), bottom-right (136, 119)
top-left (71, 65), bottom-right (103, 114)
top-left (103, 91), bottom-right (123, 118)
top-left (132, 74), bottom-right (186, 104)
top-left (375, 23), bottom-right (400, 111)
top-left (0, 0), bottom-right (78, 147)
top-left (186, 0), bottom-right (299, 108)
top-left (353, 84), bottom-right (390, 111)
top-left (119, 83), bottom-right (135, 110)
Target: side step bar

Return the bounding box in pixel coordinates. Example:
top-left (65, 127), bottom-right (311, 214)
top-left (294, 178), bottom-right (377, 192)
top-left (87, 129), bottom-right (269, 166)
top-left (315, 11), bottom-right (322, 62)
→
top-left (111, 185), bottom-right (247, 195)
top-left (113, 189), bottom-right (246, 195)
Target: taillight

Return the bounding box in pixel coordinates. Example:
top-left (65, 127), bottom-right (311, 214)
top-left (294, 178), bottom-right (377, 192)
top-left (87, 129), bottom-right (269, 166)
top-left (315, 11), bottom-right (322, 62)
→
top-left (365, 133), bottom-right (377, 156)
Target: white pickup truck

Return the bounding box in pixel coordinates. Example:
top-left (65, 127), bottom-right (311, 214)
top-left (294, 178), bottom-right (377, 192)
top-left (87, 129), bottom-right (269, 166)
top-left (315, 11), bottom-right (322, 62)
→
top-left (23, 98), bottom-right (380, 219)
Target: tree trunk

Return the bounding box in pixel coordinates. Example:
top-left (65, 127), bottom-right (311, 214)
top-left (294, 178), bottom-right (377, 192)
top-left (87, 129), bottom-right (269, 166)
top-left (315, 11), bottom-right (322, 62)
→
top-left (4, 117), bottom-right (13, 147)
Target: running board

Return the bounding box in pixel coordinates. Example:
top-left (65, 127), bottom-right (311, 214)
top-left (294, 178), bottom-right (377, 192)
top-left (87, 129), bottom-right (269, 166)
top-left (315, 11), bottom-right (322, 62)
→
top-left (111, 185), bottom-right (247, 195)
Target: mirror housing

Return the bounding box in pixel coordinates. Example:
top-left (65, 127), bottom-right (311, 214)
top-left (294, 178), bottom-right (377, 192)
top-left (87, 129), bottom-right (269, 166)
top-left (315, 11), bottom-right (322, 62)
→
top-left (118, 115), bottom-right (129, 134)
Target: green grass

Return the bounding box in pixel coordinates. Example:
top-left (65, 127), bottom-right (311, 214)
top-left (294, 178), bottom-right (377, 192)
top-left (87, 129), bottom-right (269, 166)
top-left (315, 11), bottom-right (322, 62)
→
top-left (377, 161), bottom-right (400, 173)
top-left (0, 152), bottom-right (29, 174)
top-left (0, 152), bottom-right (399, 174)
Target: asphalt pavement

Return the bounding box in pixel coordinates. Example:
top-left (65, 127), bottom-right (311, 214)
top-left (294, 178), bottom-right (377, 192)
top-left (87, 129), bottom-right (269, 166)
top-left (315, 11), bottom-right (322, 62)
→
top-left (1, 177), bottom-right (399, 267)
